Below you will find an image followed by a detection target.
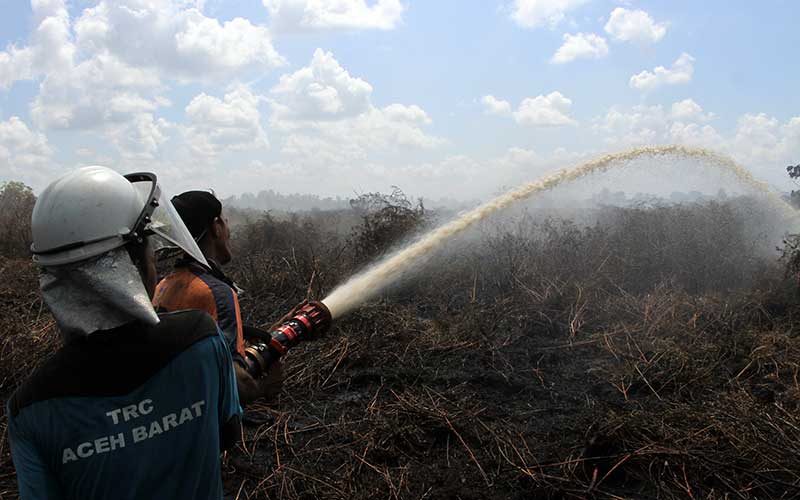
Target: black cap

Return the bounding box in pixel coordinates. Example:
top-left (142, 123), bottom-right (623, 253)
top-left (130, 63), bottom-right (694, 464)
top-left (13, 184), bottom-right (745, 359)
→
top-left (171, 191), bottom-right (222, 239)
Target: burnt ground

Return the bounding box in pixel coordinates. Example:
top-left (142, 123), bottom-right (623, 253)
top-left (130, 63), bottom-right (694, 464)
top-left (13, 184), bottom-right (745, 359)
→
top-left (3, 201), bottom-right (800, 499)
top-left (222, 286), bottom-right (800, 500)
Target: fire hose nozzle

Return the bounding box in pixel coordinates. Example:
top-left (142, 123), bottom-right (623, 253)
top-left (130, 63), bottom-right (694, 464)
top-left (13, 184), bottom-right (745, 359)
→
top-left (295, 301), bottom-right (333, 338)
top-left (243, 300), bottom-right (333, 378)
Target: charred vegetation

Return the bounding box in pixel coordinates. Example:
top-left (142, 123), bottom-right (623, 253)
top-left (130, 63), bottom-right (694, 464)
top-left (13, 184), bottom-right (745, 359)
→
top-left (2, 190), bottom-right (800, 499)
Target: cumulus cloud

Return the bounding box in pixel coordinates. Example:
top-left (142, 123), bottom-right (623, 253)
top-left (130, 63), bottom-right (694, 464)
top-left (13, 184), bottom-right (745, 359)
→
top-left (668, 121), bottom-right (725, 149)
top-left (347, 104), bottom-right (439, 149)
top-left (7, 0), bottom-right (286, 89)
top-left (481, 95), bottom-right (512, 115)
top-left (595, 105), bottom-right (667, 146)
top-left (604, 8), bottom-right (668, 44)
top-left (270, 49), bottom-right (373, 123)
top-left (381, 108), bottom-right (800, 201)
top-left (515, 92), bottom-right (576, 126)
top-left (593, 103), bottom-right (800, 187)
top-left (383, 103), bottom-right (431, 124)
top-left (0, 45), bottom-right (34, 90)
top-left (270, 49), bottom-right (442, 164)
top-left (1, 1), bottom-right (168, 133)
top-left (75, 0), bottom-right (285, 80)
top-left (183, 85), bottom-right (269, 156)
top-left (671, 99), bottom-right (714, 122)
top-left (106, 113), bottom-right (171, 162)
top-left (551, 33), bottom-right (609, 64)
top-left (264, 0), bottom-right (404, 32)
top-left (510, 0), bottom-right (589, 29)
top-left (0, 116), bottom-right (55, 185)
top-left (0, 0), bottom-right (290, 164)
top-left (594, 101), bottom-right (725, 150)
top-left (483, 92), bottom-right (576, 126)
top-left (730, 113), bottom-right (800, 167)
top-left (239, 105), bottom-right (800, 199)
top-left (31, 53), bottom-right (163, 130)
top-left (0, 0), bottom-right (73, 89)
top-left (280, 103), bottom-right (442, 165)
top-left (630, 52), bottom-right (695, 92)
top-left (0, 116), bottom-right (53, 165)
top-left (596, 103), bottom-right (800, 180)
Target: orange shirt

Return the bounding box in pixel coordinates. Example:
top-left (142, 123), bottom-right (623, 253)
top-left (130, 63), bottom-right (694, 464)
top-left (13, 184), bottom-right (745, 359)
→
top-left (153, 262), bottom-right (245, 359)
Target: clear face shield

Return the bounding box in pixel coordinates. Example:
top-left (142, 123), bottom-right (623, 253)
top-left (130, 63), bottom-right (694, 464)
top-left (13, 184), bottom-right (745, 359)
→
top-left (124, 173), bottom-right (210, 269)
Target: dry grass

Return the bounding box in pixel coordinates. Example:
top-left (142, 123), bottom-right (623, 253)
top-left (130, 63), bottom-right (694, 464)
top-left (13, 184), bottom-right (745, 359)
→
top-left (0, 256), bottom-right (60, 499)
top-left (3, 198), bottom-right (800, 499)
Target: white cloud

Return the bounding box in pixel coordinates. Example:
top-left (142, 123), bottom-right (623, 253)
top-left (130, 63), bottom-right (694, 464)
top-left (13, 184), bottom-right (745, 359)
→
top-left (349, 105), bottom-right (440, 148)
top-left (0, 46), bottom-right (34, 90)
top-left (590, 99), bottom-right (800, 172)
top-left (270, 49), bottom-right (442, 164)
top-left (510, 0), bottom-right (589, 29)
top-left (264, 0), bottom-right (404, 32)
top-left (594, 104), bottom-right (800, 186)
top-left (383, 103), bottom-right (431, 124)
top-left (730, 113), bottom-right (796, 166)
top-left (106, 113), bottom-right (171, 162)
top-left (514, 92), bottom-right (576, 126)
top-left (595, 104), bottom-right (667, 146)
top-left (30, 53), bottom-right (163, 130)
top-left (184, 85), bottom-right (269, 156)
top-left (481, 95), bottom-right (512, 115)
top-left (594, 101), bottom-right (726, 150)
top-left (270, 49), bottom-right (372, 123)
top-left (29, 0), bottom-right (74, 70)
top-left (27, 45), bottom-right (172, 161)
top-left (668, 121), bottom-right (725, 150)
top-left (630, 52), bottom-right (695, 92)
top-left (604, 8), bottom-right (667, 44)
top-left (593, 108), bottom-right (800, 186)
top-left (0, 116), bottom-right (55, 184)
top-left (483, 92), bottom-right (576, 126)
top-left (671, 99), bottom-right (713, 122)
top-left (551, 33), bottom-right (608, 64)
top-left (786, 117), bottom-right (800, 147)
top-left (6, 1), bottom-right (285, 90)
top-left (280, 104), bottom-right (443, 163)
top-left (1, 0), bottom-right (286, 163)
top-left (75, 1), bottom-right (285, 80)
top-left (0, 116), bottom-right (52, 164)
top-left (0, 0), bottom-right (73, 89)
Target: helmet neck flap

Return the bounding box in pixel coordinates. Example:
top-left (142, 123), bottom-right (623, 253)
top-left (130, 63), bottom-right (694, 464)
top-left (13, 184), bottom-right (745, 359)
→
top-left (40, 246), bottom-right (160, 341)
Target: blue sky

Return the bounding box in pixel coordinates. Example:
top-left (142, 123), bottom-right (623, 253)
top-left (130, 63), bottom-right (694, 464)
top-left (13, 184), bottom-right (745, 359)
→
top-left (1, 0), bottom-right (798, 199)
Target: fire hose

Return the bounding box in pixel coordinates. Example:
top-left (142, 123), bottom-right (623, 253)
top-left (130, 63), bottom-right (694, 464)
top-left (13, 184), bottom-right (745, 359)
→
top-left (242, 301), bottom-right (332, 378)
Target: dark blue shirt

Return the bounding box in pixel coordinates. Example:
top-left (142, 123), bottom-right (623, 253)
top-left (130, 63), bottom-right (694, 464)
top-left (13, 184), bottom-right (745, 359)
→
top-left (7, 311), bottom-right (242, 500)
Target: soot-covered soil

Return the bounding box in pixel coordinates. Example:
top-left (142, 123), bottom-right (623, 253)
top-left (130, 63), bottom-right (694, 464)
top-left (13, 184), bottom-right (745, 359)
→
top-left (226, 288), bottom-right (800, 499)
top-left (3, 199), bottom-right (800, 499)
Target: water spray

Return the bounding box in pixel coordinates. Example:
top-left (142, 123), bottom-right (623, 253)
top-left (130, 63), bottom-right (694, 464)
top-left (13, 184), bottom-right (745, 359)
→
top-left (242, 145), bottom-right (797, 377)
top-left (322, 145), bottom-right (798, 319)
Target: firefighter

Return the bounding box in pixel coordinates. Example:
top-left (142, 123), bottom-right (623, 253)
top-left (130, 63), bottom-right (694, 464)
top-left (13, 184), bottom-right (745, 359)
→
top-left (152, 191), bottom-right (285, 405)
top-left (7, 166), bottom-right (242, 499)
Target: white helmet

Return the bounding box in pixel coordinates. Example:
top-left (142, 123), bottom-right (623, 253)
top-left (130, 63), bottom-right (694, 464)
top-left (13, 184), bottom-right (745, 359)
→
top-left (31, 166), bottom-right (209, 268)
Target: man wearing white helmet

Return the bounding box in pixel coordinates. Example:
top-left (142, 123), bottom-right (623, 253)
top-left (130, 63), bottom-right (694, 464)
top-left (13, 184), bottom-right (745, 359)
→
top-left (7, 167), bottom-right (242, 499)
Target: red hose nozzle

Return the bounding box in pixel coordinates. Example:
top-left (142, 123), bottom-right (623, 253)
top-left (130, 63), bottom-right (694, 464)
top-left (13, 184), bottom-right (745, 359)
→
top-left (293, 301), bottom-right (332, 338)
top-left (243, 300), bottom-right (333, 378)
